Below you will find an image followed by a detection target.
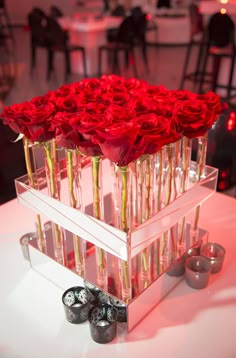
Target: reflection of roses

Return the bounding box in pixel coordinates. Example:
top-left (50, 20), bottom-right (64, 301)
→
top-left (172, 100), bottom-right (215, 138)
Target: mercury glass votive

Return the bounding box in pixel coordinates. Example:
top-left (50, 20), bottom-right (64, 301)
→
top-left (166, 256), bottom-right (186, 277)
top-left (110, 297), bottom-right (127, 322)
top-left (200, 242), bottom-right (226, 273)
top-left (62, 286), bottom-right (92, 324)
top-left (84, 280), bottom-right (110, 304)
top-left (185, 256), bottom-right (211, 289)
top-left (88, 304), bottom-right (117, 343)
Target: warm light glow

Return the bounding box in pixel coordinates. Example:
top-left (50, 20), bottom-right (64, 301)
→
top-left (226, 112), bottom-right (236, 131)
top-left (221, 170), bottom-right (228, 179)
top-left (220, 0), bottom-right (228, 4)
top-left (146, 13), bottom-right (152, 20)
top-left (220, 8), bottom-right (227, 14)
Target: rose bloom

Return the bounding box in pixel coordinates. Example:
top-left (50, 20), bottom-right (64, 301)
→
top-left (54, 95), bottom-right (85, 112)
top-left (124, 78), bottom-right (148, 93)
top-left (133, 113), bottom-right (181, 154)
top-left (100, 75), bottom-right (125, 89)
top-left (102, 91), bottom-right (130, 106)
top-left (54, 84), bottom-right (75, 97)
top-left (94, 121), bottom-right (142, 166)
top-left (169, 89), bottom-right (193, 101)
top-left (70, 111), bottom-right (105, 156)
top-left (52, 112), bottom-right (82, 149)
top-left (1, 98), bottom-right (56, 142)
top-left (129, 95), bottom-right (158, 114)
top-left (145, 85), bottom-right (170, 101)
top-left (77, 77), bottom-right (102, 92)
top-left (172, 99), bottom-right (215, 138)
top-left (105, 104), bottom-right (135, 123)
top-left (195, 91), bottom-right (227, 118)
top-left (1, 101), bottom-right (32, 135)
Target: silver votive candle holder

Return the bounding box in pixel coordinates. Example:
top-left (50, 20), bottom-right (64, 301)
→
top-left (200, 242), bottom-right (226, 273)
top-left (185, 255), bottom-right (211, 289)
top-left (88, 303), bottom-right (117, 344)
top-left (19, 232), bottom-right (36, 261)
top-left (62, 286), bottom-right (92, 324)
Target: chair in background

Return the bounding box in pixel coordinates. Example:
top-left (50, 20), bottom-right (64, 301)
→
top-left (111, 5), bottom-right (126, 17)
top-left (179, 3), bottom-right (204, 90)
top-left (98, 15), bottom-right (138, 76)
top-left (27, 8), bottom-right (48, 71)
top-left (45, 17), bottom-right (87, 80)
top-left (130, 8), bottom-right (149, 70)
top-left (199, 12), bottom-right (236, 100)
top-left (145, 15), bottom-right (158, 45)
top-left (50, 5), bottom-right (64, 19)
top-left (0, 0), bottom-right (15, 48)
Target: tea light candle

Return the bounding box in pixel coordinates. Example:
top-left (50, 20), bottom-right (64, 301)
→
top-left (185, 256), bottom-right (211, 289)
top-left (96, 320), bottom-right (110, 327)
top-left (72, 303), bottom-right (82, 308)
top-left (200, 242), bottom-right (226, 273)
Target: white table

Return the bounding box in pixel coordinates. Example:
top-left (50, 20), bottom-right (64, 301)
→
top-left (59, 16), bottom-right (123, 76)
top-left (1, 192), bottom-right (236, 358)
top-left (60, 11), bottom-right (192, 76)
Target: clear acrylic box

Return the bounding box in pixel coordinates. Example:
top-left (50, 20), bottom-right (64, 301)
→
top-left (15, 158), bottom-right (218, 331)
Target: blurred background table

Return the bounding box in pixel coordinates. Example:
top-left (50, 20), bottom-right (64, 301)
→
top-left (59, 15), bottom-right (123, 76)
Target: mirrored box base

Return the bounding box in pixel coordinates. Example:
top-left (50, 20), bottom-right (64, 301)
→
top-left (25, 223), bottom-right (209, 332)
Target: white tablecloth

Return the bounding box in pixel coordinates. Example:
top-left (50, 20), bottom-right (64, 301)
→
top-left (0, 192), bottom-right (236, 358)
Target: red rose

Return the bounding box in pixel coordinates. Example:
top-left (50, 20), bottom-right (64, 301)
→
top-left (100, 75), bottom-right (125, 89)
top-left (154, 100), bottom-right (175, 119)
top-left (55, 95), bottom-right (85, 112)
top-left (124, 78), bottom-right (148, 93)
top-left (172, 100), bottom-right (215, 138)
top-left (78, 78), bottom-right (101, 91)
top-left (1, 99), bottom-right (56, 142)
top-left (102, 91), bottom-right (130, 106)
top-left (129, 96), bottom-right (158, 114)
top-left (52, 112), bottom-right (82, 149)
top-left (93, 122), bottom-right (142, 166)
top-left (170, 89), bottom-right (194, 101)
top-left (55, 84), bottom-right (75, 97)
top-left (22, 101), bottom-right (56, 142)
top-left (133, 113), bottom-right (181, 154)
top-left (105, 104), bottom-right (135, 123)
top-left (145, 85), bottom-right (170, 101)
top-left (70, 111), bottom-right (104, 156)
top-left (86, 102), bottom-right (107, 114)
top-left (196, 91), bottom-right (227, 118)
top-left (1, 101), bottom-right (32, 135)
